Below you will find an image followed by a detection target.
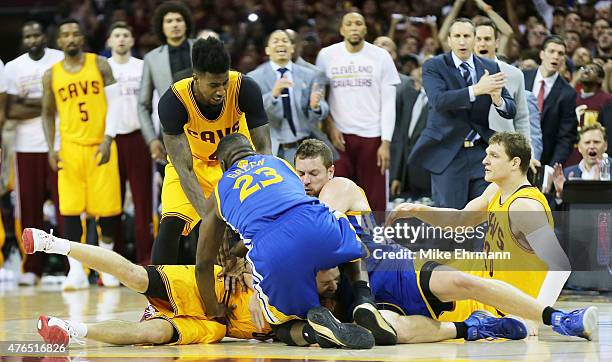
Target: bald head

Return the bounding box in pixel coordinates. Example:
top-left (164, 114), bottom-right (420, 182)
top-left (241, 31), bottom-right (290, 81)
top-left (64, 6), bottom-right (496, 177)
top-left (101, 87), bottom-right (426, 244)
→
top-left (374, 36), bottom-right (397, 60)
top-left (340, 12), bottom-right (367, 47)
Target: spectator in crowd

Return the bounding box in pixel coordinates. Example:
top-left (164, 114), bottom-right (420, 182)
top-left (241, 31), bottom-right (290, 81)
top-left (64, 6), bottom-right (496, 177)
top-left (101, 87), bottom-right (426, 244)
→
top-left (285, 29), bottom-right (325, 82)
top-left (106, 21), bottom-right (153, 265)
top-left (410, 18), bottom-right (516, 209)
top-left (572, 47), bottom-right (593, 71)
top-left (563, 11), bottom-right (582, 33)
top-left (138, 1), bottom-right (194, 166)
top-left (524, 35), bottom-right (577, 167)
top-left (553, 123), bottom-right (610, 200)
top-left (316, 12), bottom-right (400, 212)
top-left (595, 0), bottom-right (611, 20)
top-left (3, 21), bottom-right (64, 285)
top-left (592, 19), bottom-right (610, 49)
top-left (567, 63), bottom-right (612, 166)
top-left (595, 27), bottom-right (612, 59)
top-left (473, 19), bottom-right (539, 170)
top-left (248, 30), bottom-right (330, 164)
top-left (563, 30), bottom-right (582, 58)
top-left (527, 23), bottom-right (550, 53)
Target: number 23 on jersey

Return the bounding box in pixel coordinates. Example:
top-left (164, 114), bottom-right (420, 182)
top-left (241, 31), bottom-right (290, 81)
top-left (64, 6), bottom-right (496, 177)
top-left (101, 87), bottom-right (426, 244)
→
top-left (232, 167), bottom-right (283, 202)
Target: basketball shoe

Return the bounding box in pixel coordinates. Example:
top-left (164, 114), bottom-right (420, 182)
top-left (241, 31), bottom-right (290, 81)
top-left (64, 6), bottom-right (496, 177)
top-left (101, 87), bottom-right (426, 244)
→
top-left (551, 306), bottom-right (598, 341)
top-left (464, 310), bottom-right (528, 341)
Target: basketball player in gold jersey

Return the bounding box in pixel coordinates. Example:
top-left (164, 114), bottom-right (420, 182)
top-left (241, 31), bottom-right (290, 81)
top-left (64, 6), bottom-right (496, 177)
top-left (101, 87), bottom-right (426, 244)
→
top-left (387, 132), bottom-right (596, 335)
top-left (154, 37), bottom-right (271, 264)
top-left (297, 138), bottom-right (598, 342)
top-left (22, 227), bottom-right (274, 345)
top-left (41, 18), bottom-right (121, 290)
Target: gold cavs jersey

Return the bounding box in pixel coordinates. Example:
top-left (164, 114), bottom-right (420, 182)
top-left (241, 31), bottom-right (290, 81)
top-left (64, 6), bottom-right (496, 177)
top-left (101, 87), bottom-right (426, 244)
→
top-left (171, 71), bottom-right (251, 164)
top-left (52, 53), bottom-right (106, 145)
top-left (484, 186), bottom-right (552, 298)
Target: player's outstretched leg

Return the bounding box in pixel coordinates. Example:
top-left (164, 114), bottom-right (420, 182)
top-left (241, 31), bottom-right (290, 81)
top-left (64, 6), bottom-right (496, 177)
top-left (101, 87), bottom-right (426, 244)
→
top-left (22, 228), bottom-right (148, 293)
top-left (37, 315), bottom-right (175, 345)
top-left (550, 307), bottom-right (599, 341)
top-left (307, 306), bottom-right (375, 349)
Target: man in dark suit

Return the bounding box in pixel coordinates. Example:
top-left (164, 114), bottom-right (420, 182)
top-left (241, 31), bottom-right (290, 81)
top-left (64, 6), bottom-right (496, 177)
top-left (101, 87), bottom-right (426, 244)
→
top-left (390, 67), bottom-right (431, 199)
top-left (409, 18), bottom-right (516, 208)
top-left (523, 35), bottom-right (577, 167)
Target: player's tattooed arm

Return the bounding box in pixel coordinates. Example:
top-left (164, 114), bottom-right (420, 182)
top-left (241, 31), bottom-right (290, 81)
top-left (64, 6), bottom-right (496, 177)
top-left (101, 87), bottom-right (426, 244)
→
top-left (96, 56), bottom-right (116, 86)
top-left (41, 69), bottom-right (60, 171)
top-left (163, 133), bottom-right (209, 219)
top-left (249, 124), bottom-right (272, 155)
top-left (196, 196), bottom-right (234, 320)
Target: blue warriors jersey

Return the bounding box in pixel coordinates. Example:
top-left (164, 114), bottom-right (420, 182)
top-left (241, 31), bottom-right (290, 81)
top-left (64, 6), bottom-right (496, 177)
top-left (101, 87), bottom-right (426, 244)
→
top-left (214, 155), bottom-right (317, 244)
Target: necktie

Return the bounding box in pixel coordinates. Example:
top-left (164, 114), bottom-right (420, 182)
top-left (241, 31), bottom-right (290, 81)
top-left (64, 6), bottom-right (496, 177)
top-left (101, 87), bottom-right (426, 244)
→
top-left (460, 62), bottom-right (472, 86)
top-left (460, 62), bottom-right (478, 146)
top-left (277, 67), bottom-right (297, 136)
top-left (537, 79), bottom-right (546, 114)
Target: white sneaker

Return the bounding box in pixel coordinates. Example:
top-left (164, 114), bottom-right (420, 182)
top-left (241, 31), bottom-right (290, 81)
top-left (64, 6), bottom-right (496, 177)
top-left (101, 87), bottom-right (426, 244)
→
top-left (18, 272), bottom-right (39, 286)
top-left (62, 268), bottom-right (89, 291)
top-left (37, 315), bottom-right (83, 345)
top-left (99, 272), bottom-right (120, 287)
top-left (22, 228), bottom-right (70, 255)
top-left (0, 268), bottom-right (15, 282)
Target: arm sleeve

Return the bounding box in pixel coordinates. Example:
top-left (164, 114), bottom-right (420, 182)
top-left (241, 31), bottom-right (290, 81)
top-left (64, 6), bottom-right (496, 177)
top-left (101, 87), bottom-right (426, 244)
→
top-left (158, 88), bottom-right (188, 135)
top-left (238, 75), bottom-right (269, 130)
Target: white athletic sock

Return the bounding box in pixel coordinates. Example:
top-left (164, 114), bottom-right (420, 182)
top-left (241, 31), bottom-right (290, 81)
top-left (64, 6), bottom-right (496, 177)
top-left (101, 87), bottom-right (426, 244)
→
top-left (70, 321), bottom-right (88, 338)
top-left (52, 237), bottom-right (71, 255)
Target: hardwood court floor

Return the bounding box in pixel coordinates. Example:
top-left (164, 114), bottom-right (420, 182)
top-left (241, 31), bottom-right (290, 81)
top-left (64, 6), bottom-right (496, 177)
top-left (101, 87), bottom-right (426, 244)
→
top-left (0, 282), bottom-right (610, 361)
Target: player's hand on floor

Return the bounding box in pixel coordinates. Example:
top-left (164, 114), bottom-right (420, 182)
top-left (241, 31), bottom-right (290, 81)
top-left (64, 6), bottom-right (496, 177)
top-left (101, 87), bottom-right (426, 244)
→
top-left (248, 293), bottom-right (266, 332)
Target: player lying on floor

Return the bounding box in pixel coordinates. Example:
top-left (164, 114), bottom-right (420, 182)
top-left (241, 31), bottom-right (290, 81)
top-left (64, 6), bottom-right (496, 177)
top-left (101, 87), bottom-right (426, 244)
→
top-left (23, 227), bottom-right (273, 345)
top-left (294, 138), bottom-right (598, 342)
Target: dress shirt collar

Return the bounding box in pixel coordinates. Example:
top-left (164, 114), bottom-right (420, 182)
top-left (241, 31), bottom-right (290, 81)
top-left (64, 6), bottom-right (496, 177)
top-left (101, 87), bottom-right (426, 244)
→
top-left (270, 60), bottom-right (293, 73)
top-left (535, 67), bottom-right (559, 88)
top-left (451, 51), bottom-right (475, 70)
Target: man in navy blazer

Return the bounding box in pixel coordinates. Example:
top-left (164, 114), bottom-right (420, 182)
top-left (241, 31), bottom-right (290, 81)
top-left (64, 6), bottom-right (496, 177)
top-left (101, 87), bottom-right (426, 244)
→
top-left (523, 35), bottom-right (577, 167)
top-left (409, 18), bottom-right (516, 208)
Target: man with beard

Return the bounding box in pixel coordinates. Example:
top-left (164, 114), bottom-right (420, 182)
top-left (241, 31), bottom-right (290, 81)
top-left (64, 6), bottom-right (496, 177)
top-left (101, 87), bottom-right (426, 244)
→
top-left (3, 21), bottom-right (64, 285)
top-left (41, 18), bottom-right (121, 290)
top-left (316, 12), bottom-right (400, 213)
top-left (106, 21), bottom-right (153, 267)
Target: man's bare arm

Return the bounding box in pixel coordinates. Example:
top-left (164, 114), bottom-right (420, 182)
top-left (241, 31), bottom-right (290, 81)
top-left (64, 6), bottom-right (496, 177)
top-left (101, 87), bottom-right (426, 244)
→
top-left (249, 124), bottom-right (272, 154)
top-left (388, 183), bottom-right (498, 227)
top-left (318, 177), bottom-right (367, 214)
top-left (41, 70), bottom-right (58, 167)
top-left (96, 56), bottom-right (116, 86)
top-left (195, 196), bottom-right (227, 315)
top-left (7, 94), bottom-right (42, 120)
top-left (163, 133), bottom-right (208, 219)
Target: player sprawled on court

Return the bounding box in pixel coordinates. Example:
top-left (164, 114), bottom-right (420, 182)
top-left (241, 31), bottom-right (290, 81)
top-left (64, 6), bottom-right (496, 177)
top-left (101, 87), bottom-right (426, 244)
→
top-left (295, 138), bottom-right (598, 342)
top-left (23, 228), bottom-right (274, 345)
top-left (195, 133), bottom-right (396, 349)
top-left (41, 18), bottom-right (122, 290)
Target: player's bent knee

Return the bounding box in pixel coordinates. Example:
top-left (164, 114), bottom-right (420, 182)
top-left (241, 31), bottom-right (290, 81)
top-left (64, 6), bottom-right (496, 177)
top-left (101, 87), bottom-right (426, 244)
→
top-left (142, 319), bottom-right (175, 344)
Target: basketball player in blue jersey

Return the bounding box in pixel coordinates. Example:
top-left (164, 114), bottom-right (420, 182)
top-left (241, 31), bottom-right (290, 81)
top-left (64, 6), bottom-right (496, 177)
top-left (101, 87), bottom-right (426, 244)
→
top-left (194, 133), bottom-right (397, 349)
top-left (295, 139), bottom-right (598, 342)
